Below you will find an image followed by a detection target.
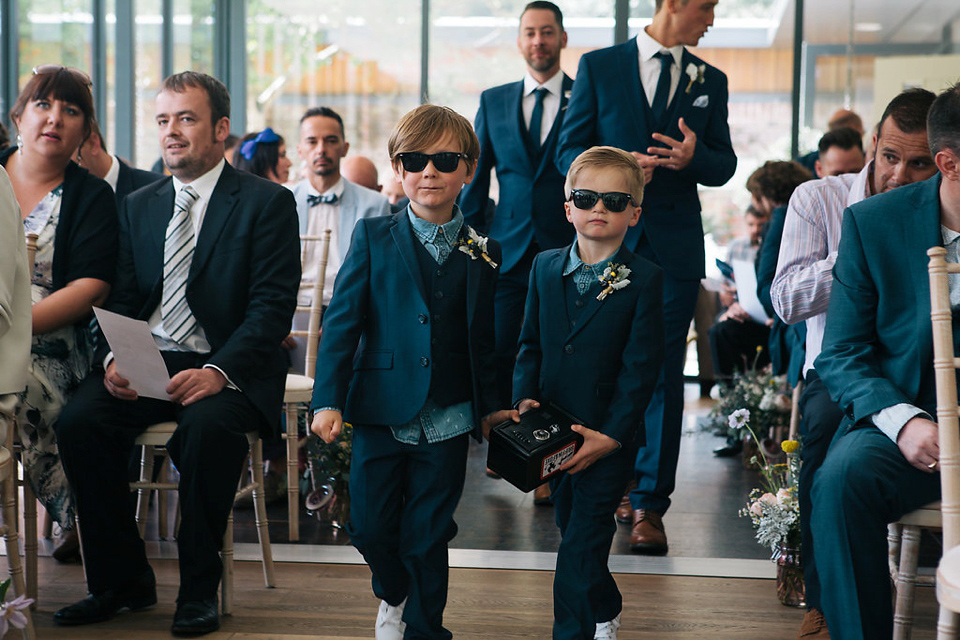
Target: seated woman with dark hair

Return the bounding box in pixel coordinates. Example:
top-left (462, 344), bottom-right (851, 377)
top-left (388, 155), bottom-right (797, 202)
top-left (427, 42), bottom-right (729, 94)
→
top-left (2, 64), bottom-right (119, 561)
top-left (233, 127), bottom-right (292, 184)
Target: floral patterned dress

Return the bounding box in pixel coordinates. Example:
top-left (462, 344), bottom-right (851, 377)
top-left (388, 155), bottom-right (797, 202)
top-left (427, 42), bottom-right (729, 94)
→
top-left (14, 185), bottom-right (93, 530)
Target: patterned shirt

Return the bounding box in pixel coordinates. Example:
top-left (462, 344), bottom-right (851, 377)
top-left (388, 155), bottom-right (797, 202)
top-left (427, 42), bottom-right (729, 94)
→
top-left (563, 240), bottom-right (616, 294)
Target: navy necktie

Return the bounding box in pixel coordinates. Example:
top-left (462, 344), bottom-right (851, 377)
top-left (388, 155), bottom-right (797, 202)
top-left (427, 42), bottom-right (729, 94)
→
top-left (651, 51), bottom-right (673, 126)
top-left (307, 193), bottom-right (338, 207)
top-left (528, 87), bottom-right (548, 151)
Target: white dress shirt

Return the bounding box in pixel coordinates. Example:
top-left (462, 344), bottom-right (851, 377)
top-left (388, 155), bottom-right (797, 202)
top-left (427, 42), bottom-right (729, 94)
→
top-left (521, 70), bottom-right (565, 147)
top-left (302, 178), bottom-right (345, 307)
top-left (102, 155), bottom-right (120, 192)
top-left (636, 28), bottom-right (684, 108)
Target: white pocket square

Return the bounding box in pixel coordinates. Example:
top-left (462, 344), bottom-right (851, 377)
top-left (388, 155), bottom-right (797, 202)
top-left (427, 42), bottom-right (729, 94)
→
top-left (693, 95), bottom-right (709, 108)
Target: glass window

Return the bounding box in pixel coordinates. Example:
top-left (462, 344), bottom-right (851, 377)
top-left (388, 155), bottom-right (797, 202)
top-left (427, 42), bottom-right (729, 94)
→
top-left (246, 0), bottom-right (421, 184)
top-left (134, 0), bottom-right (164, 172)
top-left (15, 0), bottom-right (94, 99)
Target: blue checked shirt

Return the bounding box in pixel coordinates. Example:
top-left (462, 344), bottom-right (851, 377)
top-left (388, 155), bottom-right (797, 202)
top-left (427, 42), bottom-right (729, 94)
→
top-left (563, 240), bottom-right (619, 294)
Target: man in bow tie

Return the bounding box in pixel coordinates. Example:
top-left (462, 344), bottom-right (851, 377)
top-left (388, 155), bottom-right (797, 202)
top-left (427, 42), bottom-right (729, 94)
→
top-left (557, 0), bottom-right (737, 556)
top-left (288, 107), bottom-right (390, 374)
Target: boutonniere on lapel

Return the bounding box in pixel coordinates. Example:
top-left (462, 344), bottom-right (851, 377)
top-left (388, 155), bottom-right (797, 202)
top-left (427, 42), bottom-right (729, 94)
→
top-left (457, 226), bottom-right (498, 269)
top-left (561, 90), bottom-right (571, 111)
top-left (685, 63), bottom-right (706, 94)
top-left (596, 263), bottom-right (631, 301)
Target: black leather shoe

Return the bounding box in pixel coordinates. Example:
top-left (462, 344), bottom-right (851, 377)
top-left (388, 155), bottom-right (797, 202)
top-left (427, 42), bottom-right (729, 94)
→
top-left (713, 440), bottom-right (743, 457)
top-left (172, 598), bottom-right (220, 636)
top-left (53, 570), bottom-right (157, 626)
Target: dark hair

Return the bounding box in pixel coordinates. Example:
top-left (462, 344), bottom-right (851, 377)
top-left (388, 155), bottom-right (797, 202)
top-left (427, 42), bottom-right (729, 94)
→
top-left (233, 130), bottom-right (284, 179)
top-left (0, 121), bottom-right (8, 149)
top-left (521, 1), bottom-right (564, 31)
top-left (746, 161), bottom-right (813, 206)
top-left (160, 71), bottom-right (230, 125)
top-left (927, 82), bottom-right (960, 157)
top-left (10, 67), bottom-right (96, 142)
top-left (877, 88), bottom-right (935, 140)
top-left (300, 106), bottom-right (345, 137)
top-left (224, 133), bottom-right (240, 152)
top-left (655, 0), bottom-right (690, 13)
top-left (818, 126), bottom-right (863, 155)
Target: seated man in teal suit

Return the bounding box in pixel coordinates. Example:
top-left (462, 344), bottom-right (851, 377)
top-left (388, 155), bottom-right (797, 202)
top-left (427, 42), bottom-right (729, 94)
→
top-left (460, 1), bottom-right (575, 407)
top-left (813, 82), bottom-right (960, 639)
top-left (556, 0), bottom-right (736, 554)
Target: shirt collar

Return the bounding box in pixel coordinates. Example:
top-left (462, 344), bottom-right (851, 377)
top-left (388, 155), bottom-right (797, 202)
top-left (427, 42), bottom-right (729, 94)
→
top-left (637, 29), bottom-right (683, 68)
top-left (522, 70), bottom-right (565, 98)
top-left (563, 239), bottom-right (622, 276)
top-left (848, 159), bottom-right (874, 207)
top-left (943, 224), bottom-right (960, 246)
top-left (103, 154), bottom-right (120, 192)
top-left (172, 157), bottom-right (225, 203)
top-left (407, 206), bottom-right (465, 244)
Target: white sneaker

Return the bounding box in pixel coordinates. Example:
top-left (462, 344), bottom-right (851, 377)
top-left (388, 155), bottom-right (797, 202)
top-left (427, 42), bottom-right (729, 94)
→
top-left (375, 598), bottom-right (407, 640)
top-left (595, 613), bottom-right (621, 640)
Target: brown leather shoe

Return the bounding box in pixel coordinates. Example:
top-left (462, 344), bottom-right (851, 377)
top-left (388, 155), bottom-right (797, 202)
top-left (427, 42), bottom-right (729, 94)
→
top-left (797, 609), bottom-right (830, 639)
top-left (615, 493), bottom-right (633, 523)
top-left (630, 509), bottom-right (668, 555)
top-left (533, 483), bottom-right (552, 506)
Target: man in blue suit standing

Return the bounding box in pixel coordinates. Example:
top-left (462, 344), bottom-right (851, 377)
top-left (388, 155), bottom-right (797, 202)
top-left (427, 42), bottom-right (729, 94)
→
top-left (557, 0), bottom-right (736, 554)
top-left (460, 1), bottom-right (575, 410)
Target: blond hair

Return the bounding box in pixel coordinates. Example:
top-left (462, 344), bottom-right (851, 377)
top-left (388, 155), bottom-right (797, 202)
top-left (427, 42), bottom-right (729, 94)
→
top-left (564, 146), bottom-right (645, 204)
top-left (388, 105), bottom-right (480, 172)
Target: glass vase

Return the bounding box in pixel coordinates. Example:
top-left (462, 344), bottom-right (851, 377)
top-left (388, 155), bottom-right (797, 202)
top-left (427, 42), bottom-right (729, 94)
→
top-left (775, 544), bottom-right (806, 608)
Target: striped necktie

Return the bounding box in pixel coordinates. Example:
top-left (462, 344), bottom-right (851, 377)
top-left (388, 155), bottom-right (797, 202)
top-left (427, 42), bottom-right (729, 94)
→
top-left (162, 185), bottom-right (200, 344)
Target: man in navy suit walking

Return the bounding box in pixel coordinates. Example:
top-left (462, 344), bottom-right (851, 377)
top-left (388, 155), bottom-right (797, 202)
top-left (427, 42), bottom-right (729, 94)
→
top-left (460, 1), bottom-right (575, 410)
top-left (557, 0), bottom-right (736, 554)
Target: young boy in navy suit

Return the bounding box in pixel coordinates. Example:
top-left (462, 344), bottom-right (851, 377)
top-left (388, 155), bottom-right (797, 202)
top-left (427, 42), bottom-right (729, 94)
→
top-left (310, 105), bottom-right (505, 640)
top-left (510, 146), bottom-right (665, 639)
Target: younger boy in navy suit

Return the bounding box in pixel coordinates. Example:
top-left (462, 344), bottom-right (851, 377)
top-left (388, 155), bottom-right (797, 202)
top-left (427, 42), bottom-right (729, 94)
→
top-left (311, 105), bottom-right (506, 640)
top-left (510, 146), bottom-right (664, 639)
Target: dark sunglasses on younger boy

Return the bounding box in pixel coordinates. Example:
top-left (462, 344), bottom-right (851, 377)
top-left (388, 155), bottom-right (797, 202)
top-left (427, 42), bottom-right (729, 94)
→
top-left (568, 189), bottom-right (636, 213)
top-left (396, 152), bottom-right (467, 173)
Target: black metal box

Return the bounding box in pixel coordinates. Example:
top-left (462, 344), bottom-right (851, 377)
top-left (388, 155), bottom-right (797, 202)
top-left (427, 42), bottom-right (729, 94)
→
top-left (486, 402), bottom-right (585, 492)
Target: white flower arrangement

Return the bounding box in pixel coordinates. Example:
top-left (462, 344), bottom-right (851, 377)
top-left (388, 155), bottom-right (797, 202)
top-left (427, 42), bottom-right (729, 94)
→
top-left (0, 579), bottom-right (32, 636)
top-left (685, 62), bottom-right (706, 94)
top-left (456, 225), bottom-right (498, 268)
top-left (596, 263), bottom-right (631, 301)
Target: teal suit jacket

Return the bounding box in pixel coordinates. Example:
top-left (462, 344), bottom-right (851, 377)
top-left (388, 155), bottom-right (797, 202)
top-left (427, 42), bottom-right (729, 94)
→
top-left (513, 245), bottom-right (665, 446)
top-left (556, 38), bottom-right (737, 280)
top-left (815, 174), bottom-right (944, 429)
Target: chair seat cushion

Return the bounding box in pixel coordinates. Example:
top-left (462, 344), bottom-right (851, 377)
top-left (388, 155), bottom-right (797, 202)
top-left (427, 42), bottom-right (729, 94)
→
top-left (938, 545), bottom-right (960, 611)
top-left (284, 373), bottom-right (314, 403)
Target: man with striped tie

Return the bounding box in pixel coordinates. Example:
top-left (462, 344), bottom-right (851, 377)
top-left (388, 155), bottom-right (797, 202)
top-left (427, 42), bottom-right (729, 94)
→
top-left (53, 71), bottom-right (300, 636)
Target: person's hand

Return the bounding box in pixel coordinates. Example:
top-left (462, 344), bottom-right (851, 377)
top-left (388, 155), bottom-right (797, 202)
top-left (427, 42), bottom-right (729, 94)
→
top-left (103, 361), bottom-right (138, 401)
top-left (311, 409), bottom-right (343, 444)
top-left (281, 334), bottom-right (297, 350)
top-left (897, 416), bottom-right (940, 473)
top-left (648, 118), bottom-right (697, 171)
top-left (629, 152), bottom-right (657, 187)
top-left (481, 409), bottom-right (518, 440)
top-left (167, 367), bottom-right (227, 406)
top-left (719, 301), bottom-right (750, 323)
top-left (517, 398), bottom-right (541, 414)
top-left (559, 425), bottom-right (619, 474)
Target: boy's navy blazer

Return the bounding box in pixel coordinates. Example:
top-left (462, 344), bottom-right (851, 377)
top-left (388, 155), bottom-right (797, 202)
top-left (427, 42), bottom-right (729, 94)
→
top-left (311, 210), bottom-right (501, 440)
top-left (556, 37), bottom-right (737, 280)
top-left (513, 244), bottom-right (665, 446)
top-left (460, 73), bottom-right (576, 272)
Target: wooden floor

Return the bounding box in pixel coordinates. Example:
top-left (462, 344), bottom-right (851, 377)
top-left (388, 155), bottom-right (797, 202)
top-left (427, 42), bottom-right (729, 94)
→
top-left (33, 555), bottom-right (936, 639)
top-left (14, 383), bottom-right (945, 637)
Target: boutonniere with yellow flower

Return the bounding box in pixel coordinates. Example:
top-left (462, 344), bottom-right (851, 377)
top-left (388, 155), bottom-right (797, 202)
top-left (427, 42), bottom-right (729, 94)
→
top-left (596, 263), bottom-right (631, 300)
top-left (457, 226), bottom-right (498, 269)
top-left (685, 62), bottom-right (706, 94)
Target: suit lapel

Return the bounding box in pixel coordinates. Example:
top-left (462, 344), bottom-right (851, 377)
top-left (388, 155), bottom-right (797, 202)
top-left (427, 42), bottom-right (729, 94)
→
top-left (909, 177), bottom-right (945, 378)
top-left (619, 38), bottom-right (652, 142)
top-left (391, 211), bottom-right (429, 306)
top-left (147, 179), bottom-right (175, 255)
top-left (191, 165), bottom-right (239, 280)
top-left (566, 245), bottom-right (635, 342)
top-left (542, 249), bottom-right (569, 341)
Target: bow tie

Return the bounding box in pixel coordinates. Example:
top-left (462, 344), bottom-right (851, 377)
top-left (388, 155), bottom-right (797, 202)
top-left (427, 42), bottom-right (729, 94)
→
top-left (307, 193), bottom-right (338, 207)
